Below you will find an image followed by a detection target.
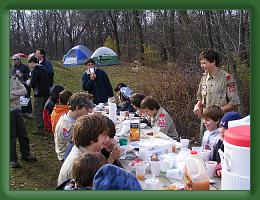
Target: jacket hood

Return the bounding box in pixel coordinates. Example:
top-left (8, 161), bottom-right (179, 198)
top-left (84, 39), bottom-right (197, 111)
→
top-left (93, 164), bottom-right (142, 190)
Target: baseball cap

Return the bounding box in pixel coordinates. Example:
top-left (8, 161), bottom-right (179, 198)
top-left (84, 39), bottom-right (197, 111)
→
top-left (11, 54), bottom-right (21, 60)
top-left (120, 87), bottom-right (133, 98)
top-left (219, 112), bottom-right (243, 129)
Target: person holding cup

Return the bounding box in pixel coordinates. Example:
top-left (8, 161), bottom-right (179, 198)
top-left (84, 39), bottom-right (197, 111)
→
top-left (82, 58), bottom-right (114, 105)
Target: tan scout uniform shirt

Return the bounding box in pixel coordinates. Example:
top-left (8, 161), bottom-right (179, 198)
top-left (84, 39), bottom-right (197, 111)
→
top-left (10, 75), bottom-right (27, 111)
top-left (197, 69), bottom-right (240, 110)
top-left (151, 106), bottom-right (178, 140)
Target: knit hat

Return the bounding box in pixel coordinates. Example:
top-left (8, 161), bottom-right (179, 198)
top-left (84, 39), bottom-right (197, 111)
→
top-left (219, 112), bottom-right (243, 129)
top-left (93, 164), bottom-right (142, 190)
top-left (120, 87), bottom-right (133, 98)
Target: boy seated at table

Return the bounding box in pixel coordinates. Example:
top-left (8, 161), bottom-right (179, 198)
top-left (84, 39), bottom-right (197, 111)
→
top-left (130, 93), bottom-right (151, 126)
top-left (201, 105), bottom-right (224, 160)
top-left (54, 92), bottom-right (95, 162)
top-left (140, 96), bottom-right (178, 140)
top-left (43, 85), bottom-right (64, 133)
top-left (57, 114), bottom-right (123, 186)
top-left (212, 112), bottom-right (242, 177)
top-left (63, 116), bottom-right (122, 165)
top-left (116, 86), bottom-right (135, 114)
top-left (51, 89), bottom-right (73, 134)
top-left (93, 164), bottom-right (142, 190)
top-left (56, 152), bottom-right (107, 190)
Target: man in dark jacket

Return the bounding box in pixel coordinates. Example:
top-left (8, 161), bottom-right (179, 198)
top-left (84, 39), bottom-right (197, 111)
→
top-left (35, 48), bottom-right (54, 87)
top-left (11, 54), bottom-right (32, 117)
top-left (82, 58), bottom-right (114, 104)
top-left (28, 56), bottom-right (50, 135)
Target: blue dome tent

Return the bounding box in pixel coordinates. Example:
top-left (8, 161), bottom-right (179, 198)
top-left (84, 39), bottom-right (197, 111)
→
top-left (63, 45), bottom-right (93, 67)
top-left (91, 47), bottom-right (120, 66)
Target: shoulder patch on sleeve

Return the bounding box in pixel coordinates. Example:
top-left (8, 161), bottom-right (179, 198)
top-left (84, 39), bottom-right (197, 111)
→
top-left (227, 82), bottom-right (236, 92)
top-left (225, 74), bottom-right (232, 81)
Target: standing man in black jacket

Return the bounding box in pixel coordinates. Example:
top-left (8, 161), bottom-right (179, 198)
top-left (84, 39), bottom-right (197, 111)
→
top-left (82, 58), bottom-right (114, 105)
top-left (27, 56), bottom-right (50, 135)
top-left (35, 48), bottom-right (54, 87)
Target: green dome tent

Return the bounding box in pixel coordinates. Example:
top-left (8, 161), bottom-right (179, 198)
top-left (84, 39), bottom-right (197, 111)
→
top-left (91, 47), bottom-right (120, 66)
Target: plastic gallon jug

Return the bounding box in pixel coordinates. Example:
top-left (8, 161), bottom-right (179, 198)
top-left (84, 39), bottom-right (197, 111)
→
top-left (184, 150), bottom-right (210, 190)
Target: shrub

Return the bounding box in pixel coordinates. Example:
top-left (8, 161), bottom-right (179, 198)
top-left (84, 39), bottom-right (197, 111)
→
top-left (143, 45), bottom-right (161, 66)
top-left (104, 36), bottom-right (118, 53)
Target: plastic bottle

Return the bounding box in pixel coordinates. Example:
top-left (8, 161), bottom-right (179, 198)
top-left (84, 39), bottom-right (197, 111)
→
top-left (158, 113), bottom-right (166, 129)
top-left (184, 150), bottom-right (210, 190)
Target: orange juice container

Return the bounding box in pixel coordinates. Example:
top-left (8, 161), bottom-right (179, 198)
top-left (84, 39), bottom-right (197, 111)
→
top-left (184, 150), bottom-right (210, 190)
top-left (130, 117), bottom-right (140, 141)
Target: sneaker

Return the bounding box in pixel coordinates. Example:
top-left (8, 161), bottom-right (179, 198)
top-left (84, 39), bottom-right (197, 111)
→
top-left (11, 160), bottom-right (22, 168)
top-left (21, 153), bottom-right (37, 162)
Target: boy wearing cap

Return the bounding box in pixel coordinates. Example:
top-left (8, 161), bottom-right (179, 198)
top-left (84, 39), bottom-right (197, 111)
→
top-left (212, 111), bottom-right (242, 177)
top-left (10, 74), bottom-right (36, 168)
top-left (54, 92), bottom-right (95, 162)
top-left (11, 54), bottom-right (32, 117)
top-left (116, 86), bottom-right (135, 114)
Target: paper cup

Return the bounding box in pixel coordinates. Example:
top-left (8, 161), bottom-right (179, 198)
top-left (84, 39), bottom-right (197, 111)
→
top-left (200, 149), bottom-right (211, 162)
top-left (145, 178), bottom-right (159, 190)
top-left (180, 139), bottom-right (189, 149)
top-left (135, 162), bottom-right (146, 180)
top-left (205, 161), bottom-right (218, 178)
top-left (129, 113), bottom-right (135, 119)
top-left (150, 160), bottom-right (161, 176)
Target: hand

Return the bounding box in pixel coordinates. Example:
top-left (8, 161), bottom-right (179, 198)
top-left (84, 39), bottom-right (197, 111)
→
top-left (193, 104), bottom-right (202, 118)
top-left (107, 145), bottom-right (124, 164)
top-left (124, 111), bottom-right (129, 117)
top-left (105, 139), bottom-right (117, 153)
top-left (16, 71), bottom-right (23, 78)
top-left (216, 163), bottom-right (222, 177)
top-left (26, 80), bottom-right (31, 86)
top-left (90, 73), bottom-right (96, 80)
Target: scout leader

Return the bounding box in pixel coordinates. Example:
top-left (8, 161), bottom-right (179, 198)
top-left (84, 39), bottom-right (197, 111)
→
top-left (193, 49), bottom-right (240, 139)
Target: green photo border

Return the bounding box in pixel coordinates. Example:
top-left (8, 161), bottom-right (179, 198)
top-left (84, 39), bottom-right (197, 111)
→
top-left (0, 0), bottom-right (258, 199)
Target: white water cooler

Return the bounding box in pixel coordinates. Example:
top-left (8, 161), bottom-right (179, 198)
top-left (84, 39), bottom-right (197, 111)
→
top-left (221, 125), bottom-right (250, 190)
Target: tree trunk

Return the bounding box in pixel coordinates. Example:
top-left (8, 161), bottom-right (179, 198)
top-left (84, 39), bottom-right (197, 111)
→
top-left (108, 11), bottom-right (121, 57)
top-left (133, 10), bottom-right (144, 61)
top-left (205, 11), bottom-right (214, 48)
top-left (216, 11), bottom-right (246, 116)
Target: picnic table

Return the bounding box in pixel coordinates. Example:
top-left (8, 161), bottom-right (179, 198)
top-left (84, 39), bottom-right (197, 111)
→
top-left (115, 121), bottom-right (221, 190)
